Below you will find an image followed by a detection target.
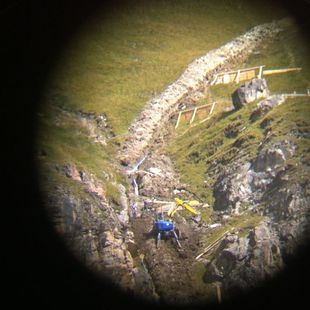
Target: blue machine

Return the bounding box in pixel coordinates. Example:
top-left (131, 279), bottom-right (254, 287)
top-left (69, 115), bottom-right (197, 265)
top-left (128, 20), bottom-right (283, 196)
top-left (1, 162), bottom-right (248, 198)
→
top-left (154, 217), bottom-right (181, 249)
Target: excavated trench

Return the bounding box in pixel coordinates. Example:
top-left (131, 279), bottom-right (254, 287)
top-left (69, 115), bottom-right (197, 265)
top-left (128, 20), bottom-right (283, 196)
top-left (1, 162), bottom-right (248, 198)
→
top-left (117, 20), bottom-right (286, 304)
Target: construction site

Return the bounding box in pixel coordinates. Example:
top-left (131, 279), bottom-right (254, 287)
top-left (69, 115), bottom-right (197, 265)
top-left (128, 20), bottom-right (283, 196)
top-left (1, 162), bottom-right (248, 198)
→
top-left (36, 1), bottom-right (310, 307)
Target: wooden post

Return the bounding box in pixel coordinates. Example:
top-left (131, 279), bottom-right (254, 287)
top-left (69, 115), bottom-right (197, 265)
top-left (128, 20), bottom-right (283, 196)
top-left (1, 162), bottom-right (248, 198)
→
top-left (210, 74), bottom-right (218, 85)
top-left (258, 65), bottom-right (263, 78)
top-left (216, 284), bottom-right (222, 304)
top-left (190, 107), bottom-right (198, 124)
top-left (236, 70), bottom-right (240, 83)
top-left (175, 111), bottom-right (182, 129)
top-left (263, 67), bottom-right (302, 76)
top-left (209, 102), bottom-right (216, 116)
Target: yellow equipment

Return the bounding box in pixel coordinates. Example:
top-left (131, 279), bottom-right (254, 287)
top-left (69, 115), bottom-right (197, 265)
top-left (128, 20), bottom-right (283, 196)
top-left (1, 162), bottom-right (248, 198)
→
top-left (168, 198), bottom-right (199, 217)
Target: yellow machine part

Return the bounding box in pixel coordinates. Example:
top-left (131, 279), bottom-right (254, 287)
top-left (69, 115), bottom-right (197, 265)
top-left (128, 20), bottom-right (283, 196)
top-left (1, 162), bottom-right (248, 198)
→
top-left (168, 205), bottom-right (182, 217)
top-left (174, 198), bottom-right (198, 215)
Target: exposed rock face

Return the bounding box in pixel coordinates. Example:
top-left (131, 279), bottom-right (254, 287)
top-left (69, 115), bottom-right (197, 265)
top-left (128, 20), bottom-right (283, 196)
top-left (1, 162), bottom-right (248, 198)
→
top-left (119, 21), bottom-right (282, 166)
top-left (204, 221), bottom-right (284, 294)
top-left (209, 136), bottom-right (310, 295)
top-left (250, 94), bottom-right (286, 121)
top-left (232, 78), bottom-right (270, 110)
top-left (45, 164), bottom-right (157, 298)
top-left (213, 140), bottom-right (296, 212)
top-left (134, 152), bottom-right (185, 199)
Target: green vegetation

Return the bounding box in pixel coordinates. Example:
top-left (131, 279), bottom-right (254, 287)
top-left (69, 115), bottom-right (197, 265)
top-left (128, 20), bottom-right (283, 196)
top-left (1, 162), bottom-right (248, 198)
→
top-left (167, 19), bottom-right (310, 253)
top-left (200, 212), bottom-right (263, 248)
top-left (37, 0), bottom-right (288, 207)
top-left (191, 261), bottom-right (217, 302)
top-left (44, 0), bottom-right (287, 134)
top-left (167, 19), bottom-right (310, 202)
top-left (37, 105), bottom-right (124, 204)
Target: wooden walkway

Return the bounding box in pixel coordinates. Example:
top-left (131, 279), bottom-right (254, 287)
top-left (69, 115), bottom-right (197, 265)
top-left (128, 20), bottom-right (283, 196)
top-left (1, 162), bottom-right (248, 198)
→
top-left (174, 66), bottom-right (305, 129)
top-left (210, 66), bottom-right (301, 85)
top-left (175, 102), bottom-right (216, 129)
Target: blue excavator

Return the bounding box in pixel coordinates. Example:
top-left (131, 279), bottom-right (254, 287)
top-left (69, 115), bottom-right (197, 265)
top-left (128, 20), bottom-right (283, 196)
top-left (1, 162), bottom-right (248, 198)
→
top-left (153, 212), bottom-right (181, 249)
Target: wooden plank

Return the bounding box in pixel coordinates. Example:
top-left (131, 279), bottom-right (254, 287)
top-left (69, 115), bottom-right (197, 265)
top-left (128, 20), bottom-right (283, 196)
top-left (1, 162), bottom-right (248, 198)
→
top-left (216, 66), bottom-right (263, 77)
top-left (263, 67), bottom-right (302, 76)
top-left (190, 107), bottom-right (197, 124)
top-left (258, 65), bottom-right (263, 78)
top-left (210, 74), bottom-right (218, 85)
top-left (177, 102), bottom-right (214, 115)
top-left (216, 284), bottom-right (222, 304)
top-left (182, 110), bottom-right (193, 121)
top-left (236, 70), bottom-right (240, 83)
top-left (195, 229), bottom-right (231, 260)
top-left (175, 112), bottom-right (182, 129)
top-left (209, 101), bottom-right (216, 115)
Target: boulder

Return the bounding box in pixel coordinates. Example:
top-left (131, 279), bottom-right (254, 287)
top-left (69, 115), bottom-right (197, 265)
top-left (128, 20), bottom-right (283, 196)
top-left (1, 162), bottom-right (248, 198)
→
top-left (250, 95), bottom-right (286, 121)
top-left (232, 78), bottom-right (270, 110)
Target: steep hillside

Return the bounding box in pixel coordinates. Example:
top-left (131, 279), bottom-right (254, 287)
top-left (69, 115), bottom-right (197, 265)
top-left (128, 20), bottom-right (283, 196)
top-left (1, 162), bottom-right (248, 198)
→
top-left (167, 18), bottom-right (310, 300)
top-left (35, 0), bottom-right (310, 306)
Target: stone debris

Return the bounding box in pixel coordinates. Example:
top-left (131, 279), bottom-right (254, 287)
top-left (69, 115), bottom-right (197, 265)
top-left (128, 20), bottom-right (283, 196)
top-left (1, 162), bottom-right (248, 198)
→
top-left (232, 78), bottom-right (270, 110)
top-left (250, 94), bottom-right (286, 121)
top-left (213, 140), bottom-right (296, 211)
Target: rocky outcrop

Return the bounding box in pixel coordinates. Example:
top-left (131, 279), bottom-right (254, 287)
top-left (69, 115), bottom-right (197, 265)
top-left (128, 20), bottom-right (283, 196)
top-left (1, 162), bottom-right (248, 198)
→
top-left (213, 140), bottom-right (296, 212)
top-left (250, 94), bottom-right (286, 121)
top-left (119, 21), bottom-right (283, 166)
top-left (204, 220), bottom-right (284, 294)
top-left (232, 78), bottom-right (270, 110)
top-left (134, 152), bottom-right (185, 199)
top-left (208, 134), bottom-right (310, 294)
top-left (45, 163), bottom-right (157, 298)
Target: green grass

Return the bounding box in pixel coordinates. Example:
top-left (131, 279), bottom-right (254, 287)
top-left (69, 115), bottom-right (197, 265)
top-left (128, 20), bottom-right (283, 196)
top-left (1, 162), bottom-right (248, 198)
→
top-left (191, 261), bottom-right (218, 303)
top-left (167, 19), bottom-right (310, 203)
top-left (201, 212), bottom-right (263, 247)
top-left (37, 0), bottom-right (291, 211)
top-left (43, 0), bottom-right (287, 135)
top-left (37, 105), bottom-right (125, 205)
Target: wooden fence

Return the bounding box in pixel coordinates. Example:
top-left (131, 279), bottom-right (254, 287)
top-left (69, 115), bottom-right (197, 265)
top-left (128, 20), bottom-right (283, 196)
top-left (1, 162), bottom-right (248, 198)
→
top-left (211, 66), bottom-right (264, 85)
top-left (281, 89), bottom-right (310, 98)
top-left (174, 67), bottom-right (305, 130)
top-left (211, 66), bottom-right (301, 85)
top-left (175, 102), bottom-right (216, 129)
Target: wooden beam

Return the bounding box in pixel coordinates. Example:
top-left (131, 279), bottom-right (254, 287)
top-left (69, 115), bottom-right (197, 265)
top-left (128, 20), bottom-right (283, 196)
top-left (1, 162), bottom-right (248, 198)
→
top-left (209, 101), bottom-right (216, 116)
top-left (263, 67), bottom-right (302, 76)
top-left (190, 107), bottom-right (198, 124)
top-left (210, 74), bottom-right (218, 85)
top-left (216, 65), bottom-right (264, 78)
top-left (236, 70), bottom-right (240, 83)
top-left (195, 229), bottom-right (231, 260)
top-left (175, 111), bottom-right (182, 129)
top-left (178, 102), bottom-right (214, 115)
top-left (216, 284), bottom-right (222, 304)
top-left (258, 65), bottom-right (263, 78)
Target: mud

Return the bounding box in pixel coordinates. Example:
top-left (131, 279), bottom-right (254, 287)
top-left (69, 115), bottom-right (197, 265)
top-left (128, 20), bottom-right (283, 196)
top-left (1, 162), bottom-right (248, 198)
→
top-left (130, 214), bottom-right (207, 305)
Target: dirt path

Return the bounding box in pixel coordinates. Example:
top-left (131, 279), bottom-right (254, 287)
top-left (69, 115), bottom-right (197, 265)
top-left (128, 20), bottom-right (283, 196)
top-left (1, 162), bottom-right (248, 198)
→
top-left (131, 214), bottom-right (203, 305)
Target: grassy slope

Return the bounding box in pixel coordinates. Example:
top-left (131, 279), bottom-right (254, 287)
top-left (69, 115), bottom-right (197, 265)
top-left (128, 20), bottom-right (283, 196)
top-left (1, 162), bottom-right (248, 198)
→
top-left (167, 20), bottom-right (310, 287)
top-left (44, 0), bottom-right (286, 134)
top-left (37, 0), bottom-right (287, 204)
top-left (168, 20), bottom-right (310, 202)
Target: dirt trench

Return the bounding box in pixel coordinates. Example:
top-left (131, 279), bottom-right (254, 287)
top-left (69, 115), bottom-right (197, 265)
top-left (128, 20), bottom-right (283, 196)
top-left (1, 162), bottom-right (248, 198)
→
top-left (118, 20), bottom-right (287, 304)
top-left (130, 214), bottom-right (205, 305)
